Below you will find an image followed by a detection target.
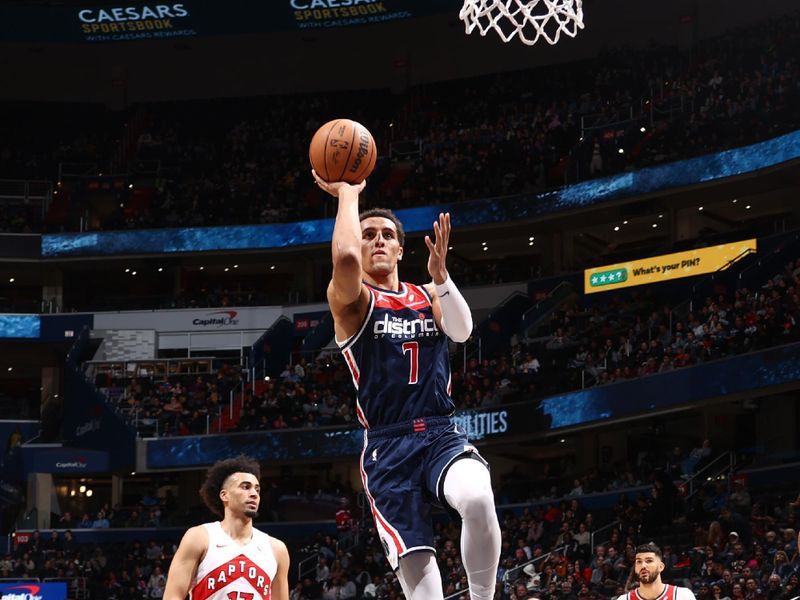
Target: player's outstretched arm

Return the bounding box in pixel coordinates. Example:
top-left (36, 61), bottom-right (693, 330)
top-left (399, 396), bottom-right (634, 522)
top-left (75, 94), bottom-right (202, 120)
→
top-left (313, 170), bottom-right (366, 309)
top-left (269, 538), bottom-right (291, 600)
top-left (163, 525), bottom-right (208, 600)
top-left (425, 212), bottom-right (473, 343)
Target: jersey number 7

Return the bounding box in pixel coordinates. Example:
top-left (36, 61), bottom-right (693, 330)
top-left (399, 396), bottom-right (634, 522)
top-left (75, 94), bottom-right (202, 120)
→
top-left (402, 341), bottom-right (419, 384)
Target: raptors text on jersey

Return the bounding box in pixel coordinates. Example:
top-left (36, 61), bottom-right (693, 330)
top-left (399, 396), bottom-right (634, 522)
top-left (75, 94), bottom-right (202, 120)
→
top-left (190, 522), bottom-right (277, 600)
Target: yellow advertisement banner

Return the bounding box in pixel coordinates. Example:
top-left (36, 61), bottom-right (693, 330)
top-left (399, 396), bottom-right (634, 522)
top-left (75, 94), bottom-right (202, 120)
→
top-left (584, 239), bottom-right (757, 294)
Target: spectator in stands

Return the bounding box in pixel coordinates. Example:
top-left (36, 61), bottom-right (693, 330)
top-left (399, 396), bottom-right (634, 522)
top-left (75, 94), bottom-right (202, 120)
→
top-left (92, 511), bottom-right (110, 528)
top-left (147, 565), bottom-right (166, 598)
top-left (682, 440), bottom-right (713, 478)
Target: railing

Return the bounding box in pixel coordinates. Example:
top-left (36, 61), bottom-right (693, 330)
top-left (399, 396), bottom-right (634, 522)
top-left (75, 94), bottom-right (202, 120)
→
top-left (0, 179), bottom-right (52, 202)
top-left (589, 519), bottom-right (620, 552)
top-left (297, 553), bottom-right (319, 583)
top-left (58, 162), bottom-right (99, 179)
top-left (580, 105), bottom-right (635, 137)
top-left (85, 357), bottom-right (220, 380)
top-left (0, 179), bottom-right (53, 219)
top-left (682, 451), bottom-right (736, 500)
top-left (499, 543), bottom-right (569, 590)
top-left (389, 139), bottom-right (423, 160)
top-left (461, 334), bottom-right (481, 371)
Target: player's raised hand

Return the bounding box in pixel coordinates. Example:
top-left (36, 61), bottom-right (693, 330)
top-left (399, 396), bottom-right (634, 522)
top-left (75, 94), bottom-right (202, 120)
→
top-left (425, 212), bottom-right (451, 285)
top-left (312, 170), bottom-right (366, 198)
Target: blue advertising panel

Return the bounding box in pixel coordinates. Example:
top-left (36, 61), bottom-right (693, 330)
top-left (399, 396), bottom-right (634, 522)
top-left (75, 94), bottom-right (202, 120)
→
top-left (20, 446), bottom-right (110, 475)
top-left (538, 341), bottom-right (800, 429)
top-left (41, 129), bottom-right (800, 258)
top-left (146, 405), bottom-right (530, 468)
top-left (0, 583), bottom-right (67, 600)
top-left (0, 315), bottom-right (40, 339)
top-left (148, 341), bottom-right (800, 468)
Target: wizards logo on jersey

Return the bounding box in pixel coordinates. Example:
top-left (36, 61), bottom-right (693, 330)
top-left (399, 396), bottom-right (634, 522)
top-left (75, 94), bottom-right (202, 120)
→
top-left (338, 282), bottom-right (455, 429)
top-left (373, 313), bottom-right (439, 338)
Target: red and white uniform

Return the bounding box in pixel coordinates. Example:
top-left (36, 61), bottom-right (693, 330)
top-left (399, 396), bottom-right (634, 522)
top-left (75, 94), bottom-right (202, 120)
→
top-left (190, 522), bottom-right (277, 600)
top-left (619, 584), bottom-right (697, 600)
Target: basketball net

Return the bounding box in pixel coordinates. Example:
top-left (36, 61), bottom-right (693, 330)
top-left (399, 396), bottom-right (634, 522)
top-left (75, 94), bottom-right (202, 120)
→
top-left (459, 0), bottom-right (584, 46)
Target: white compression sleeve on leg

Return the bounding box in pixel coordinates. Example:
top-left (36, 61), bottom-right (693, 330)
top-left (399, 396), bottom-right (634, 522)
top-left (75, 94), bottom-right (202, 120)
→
top-left (434, 276), bottom-right (473, 343)
top-left (397, 552), bottom-right (444, 600)
top-left (443, 458), bottom-right (501, 600)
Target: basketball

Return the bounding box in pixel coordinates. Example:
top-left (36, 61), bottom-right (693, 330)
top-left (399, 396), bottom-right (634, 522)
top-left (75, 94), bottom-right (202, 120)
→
top-left (309, 118), bottom-right (377, 184)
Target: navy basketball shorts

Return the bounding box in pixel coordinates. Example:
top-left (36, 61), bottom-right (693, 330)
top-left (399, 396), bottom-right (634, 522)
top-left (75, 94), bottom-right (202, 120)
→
top-left (359, 415), bottom-right (489, 570)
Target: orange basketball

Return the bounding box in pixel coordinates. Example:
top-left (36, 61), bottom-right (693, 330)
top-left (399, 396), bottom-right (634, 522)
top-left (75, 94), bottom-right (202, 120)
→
top-left (309, 118), bottom-right (377, 184)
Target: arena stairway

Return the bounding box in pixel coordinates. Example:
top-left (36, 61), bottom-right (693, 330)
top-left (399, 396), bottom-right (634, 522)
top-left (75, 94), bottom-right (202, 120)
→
top-left (210, 317), bottom-right (294, 432)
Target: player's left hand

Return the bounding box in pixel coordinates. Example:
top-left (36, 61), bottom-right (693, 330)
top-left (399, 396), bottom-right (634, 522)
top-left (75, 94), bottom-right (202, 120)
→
top-left (425, 212), bottom-right (450, 285)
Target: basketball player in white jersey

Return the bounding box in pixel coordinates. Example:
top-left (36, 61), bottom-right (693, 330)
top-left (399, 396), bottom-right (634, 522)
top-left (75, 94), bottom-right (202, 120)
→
top-left (163, 455), bottom-right (290, 600)
top-left (619, 543), bottom-right (696, 600)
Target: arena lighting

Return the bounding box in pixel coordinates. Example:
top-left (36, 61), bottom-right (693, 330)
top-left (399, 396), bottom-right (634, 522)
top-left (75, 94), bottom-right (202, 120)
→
top-left (613, 226), bottom-right (620, 231)
top-left (79, 485), bottom-right (86, 493)
top-left (157, 267), bottom-right (163, 272)
top-left (7, 367), bottom-right (12, 372)
top-left (86, 490), bottom-right (93, 497)
top-left (233, 264), bottom-right (239, 268)
top-left (559, 438), bottom-right (566, 443)
top-left (482, 247), bottom-right (488, 251)
top-left (131, 472), bottom-right (136, 476)
top-left (70, 490), bottom-right (75, 497)
top-left (623, 220), bottom-right (628, 224)
top-left (481, 241), bottom-right (487, 245)
top-left (528, 236), bottom-right (534, 241)
top-left (200, 266), bottom-right (204, 270)
top-left (528, 241), bottom-right (534, 246)
top-left (264, 376), bottom-right (270, 381)
top-left (652, 223), bottom-right (658, 228)
top-left (131, 271), bottom-right (137, 275)
top-left (124, 268), bottom-right (130, 272)
top-left (8, 277), bottom-right (14, 283)
top-left (746, 205), bottom-right (752, 210)
top-left (224, 267), bottom-right (229, 272)
top-left (448, 246), bottom-right (453, 250)
top-left (732, 199), bottom-right (738, 203)
top-left (128, 183), bottom-right (134, 189)
top-left (618, 148), bottom-right (624, 154)
top-left (640, 126), bottom-right (646, 132)
top-left (658, 214), bottom-right (664, 218)
top-left (269, 265), bottom-right (275, 270)
top-left (699, 206), bottom-right (704, 211)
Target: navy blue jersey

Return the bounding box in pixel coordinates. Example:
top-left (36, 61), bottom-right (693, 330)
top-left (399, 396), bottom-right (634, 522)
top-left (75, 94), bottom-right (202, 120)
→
top-left (337, 282), bottom-right (453, 428)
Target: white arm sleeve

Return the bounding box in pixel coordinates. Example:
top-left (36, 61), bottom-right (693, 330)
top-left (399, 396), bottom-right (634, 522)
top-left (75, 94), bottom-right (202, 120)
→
top-left (434, 276), bottom-right (473, 343)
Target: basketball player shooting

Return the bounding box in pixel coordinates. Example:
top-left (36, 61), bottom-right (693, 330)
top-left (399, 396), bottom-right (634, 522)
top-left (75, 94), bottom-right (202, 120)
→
top-left (314, 170), bottom-right (501, 600)
top-left (620, 543), bottom-right (697, 600)
top-left (163, 455), bottom-right (290, 600)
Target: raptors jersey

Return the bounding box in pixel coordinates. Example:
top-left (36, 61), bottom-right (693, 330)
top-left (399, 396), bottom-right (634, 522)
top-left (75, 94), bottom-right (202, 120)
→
top-left (619, 584), bottom-right (697, 600)
top-left (338, 282), bottom-right (453, 428)
top-left (190, 522), bottom-right (277, 600)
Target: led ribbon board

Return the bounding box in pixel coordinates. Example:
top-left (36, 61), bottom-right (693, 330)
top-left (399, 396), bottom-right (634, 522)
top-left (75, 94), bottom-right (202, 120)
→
top-left (584, 239), bottom-right (757, 294)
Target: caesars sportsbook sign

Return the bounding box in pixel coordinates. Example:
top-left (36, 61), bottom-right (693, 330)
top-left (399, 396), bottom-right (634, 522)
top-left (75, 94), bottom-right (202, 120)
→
top-left (584, 239), bottom-right (757, 294)
top-left (0, 1), bottom-right (455, 43)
